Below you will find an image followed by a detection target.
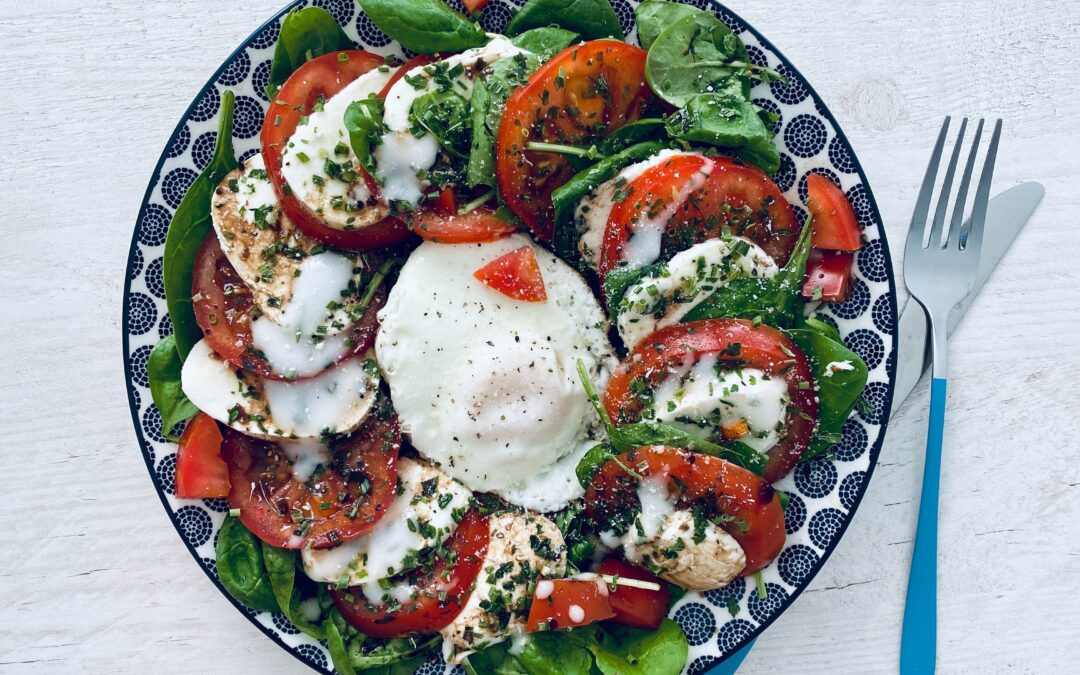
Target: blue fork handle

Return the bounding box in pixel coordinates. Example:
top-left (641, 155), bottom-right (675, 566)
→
top-left (900, 377), bottom-right (947, 674)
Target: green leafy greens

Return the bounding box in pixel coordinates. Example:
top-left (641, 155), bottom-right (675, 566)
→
top-left (214, 516), bottom-right (279, 613)
top-left (162, 90), bottom-right (237, 359)
top-left (344, 97), bottom-right (387, 176)
top-left (506, 0), bottom-right (623, 41)
top-left (665, 83), bottom-right (780, 174)
top-left (146, 335), bottom-right (198, 440)
top-left (262, 545), bottom-right (325, 639)
top-left (510, 26), bottom-right (580, 60)
top-left (266, 7), bottom-right (352, 98)
top-left (467, 53), bottom-right (543, 188)
top-left (412, 89), bottom-right (473, 158)
top-left (356, 0), bottom-right (489, 54)
top-left (634, 0), bottom-right (707, 51)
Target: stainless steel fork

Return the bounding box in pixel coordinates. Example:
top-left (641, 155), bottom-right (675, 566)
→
top-left (900, 117), bottom-right (1002, 674)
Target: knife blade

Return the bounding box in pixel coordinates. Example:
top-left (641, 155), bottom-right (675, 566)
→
top-left (891, 182), bottom-right (1044, 413)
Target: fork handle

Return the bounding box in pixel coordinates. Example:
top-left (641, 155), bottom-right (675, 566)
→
top-left (900, 376), bottom-right (947, 674)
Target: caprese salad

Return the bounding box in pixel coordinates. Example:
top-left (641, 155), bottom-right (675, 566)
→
top-left (147, 0), bottom-right (870, 672)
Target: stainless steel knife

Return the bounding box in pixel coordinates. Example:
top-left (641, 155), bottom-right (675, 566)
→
top-left (891, 182), bottom-right (1044, 412)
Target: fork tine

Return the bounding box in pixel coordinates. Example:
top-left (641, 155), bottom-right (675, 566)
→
top-left (963, 119), bottom-right (1002, 253)
top-left (907, 117), bottom-right (951, 252)
top-left (926, 118), bottom-right (968, 248)
top-left (946, 119), bottom-right (984, 249)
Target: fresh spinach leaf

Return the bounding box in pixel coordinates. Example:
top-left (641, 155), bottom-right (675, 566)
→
top-left (665, 86), bottom-right (780, 174)
top-left (344, 97), bottom-right (387, 175)
top-left (324, 610), bottom-right (358, 675)
top-left (506, 0), bottom-right (623, 41)
top-left (214, 516), bottom-right (278, 613)
top-left (550, 141), bottom-right (665, 260)
top-left (351, 636), bottom-right (440, 670)
top-left (266, 7), bottom-right (352, 99)
top-left (147, 335), bottom-right (198, 440)
top-left (516, 632), bottom-right (594, 675)
top-left (412, 89), bottom-right (472, 158)
top-left (787, 323), bottom-right (868, 461)
top-left (681, 218), bottom-right (813, 328)
top-left (634, 0), bottom-right (707, 51)
top-left (357, 0), bottom-right (488, 54)
top-left (602, 262), bottom-right (663, 320)
top-left (163, 90), bottom-right (237, 359)
top-left (262, 545), bottom-right (325, 639)
top-left (576, 443), bottom-right (617, 487)
top-left (587, 620), bottom-right (688, 675)
top-left (510, 26), bottom-right (580, 60)
top-left (596, 118), bottom-right (668, 156)
top-left (645, 12), bottom-right (779, 107)
top-left (467, 53), bottom-right (542, 188)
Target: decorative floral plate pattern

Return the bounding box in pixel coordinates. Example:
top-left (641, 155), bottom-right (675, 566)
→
top-left (122, 0), bottom-right (898, 672)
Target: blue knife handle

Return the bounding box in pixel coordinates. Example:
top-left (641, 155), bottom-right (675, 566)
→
top-left (900, 377), bottom-right (947, 674)
top-left (709, 639), bottom-right (754, 674)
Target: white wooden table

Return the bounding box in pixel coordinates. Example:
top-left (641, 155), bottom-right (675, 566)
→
top-left (2, 0), bottom-right (1078, 672)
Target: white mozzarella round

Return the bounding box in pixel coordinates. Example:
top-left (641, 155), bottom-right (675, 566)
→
top-left (249, 252), bottom-right (363, 379)
top-left (575, 150), bottom-right (710, 270)
top-left (301, 459), bottom-right (472, 588)
top-left (375, 235), bottom-right (615, 511)
top-left (376, 36), bottom-right (530, 205)
top-left (180, 339), bottom-right (379, 439)
top-left (615, 237), bottom-right (779, 349)
top-left (647, 355), bottom-right (789, 453)
top-left (279, 67), bottom-right (395, 232)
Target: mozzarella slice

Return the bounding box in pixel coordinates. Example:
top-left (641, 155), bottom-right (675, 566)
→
top-left (210, 156), bottom-right (326, 322)
top-left (376, 36), bottom-right (530, 206)
top-left (179, 339), bottom-right (379, 439)
top-left (623, 509), bottom-right (746, 591)
top-left (301, 459), bottom-right (472, 587)
top-left (615, 237), bottom-right (779, 349)
top-left (440, 512), bottom-right (567, 663)
top-left (647, 355), bottom-right (789, 453)
top-left (375, 235), bottom-right (616, 511)
top-left (248, 251), bottom-right (370, 379)
top-left (575, 149), bottom-right (708, 270)
top-left (279, 67), bottom-right (395, 232)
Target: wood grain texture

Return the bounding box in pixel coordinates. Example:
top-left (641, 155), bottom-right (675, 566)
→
top-left (1, 0), bottom-right (1078, 672)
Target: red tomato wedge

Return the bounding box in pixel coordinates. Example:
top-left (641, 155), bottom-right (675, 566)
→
top-left (596, 557), bottom-right (669, 630)
top-left (497, 40), bottom-right (653, 242)
top-left (473, 246), bottom-right (548, 302)
top-left (432, 187), bottom-right (458, 216)
top-left (526, 578), bottom-right (615, 632)
top-left (175, 413), bottom-right (229, 499)
top-left (378, 54), bottom-right (440, 98)
top-left (260, 50), bottom-right (409, 250)
top-left (585, 447), bottom-right (786, 573)
top-left (413, 206), bottom-right (517, 244)
top-left (331, 510), bottom-right (489, 637)
top-left (191, 233), bottom-right (386, 380)
top-left (802, 249), bottom-right (854, 302)
top-left (603, 319), bottom-right (818, 483)
top-left (219, 406), bottom-right (400, 549)
top-left (463, 0), bottom-right (490, 12)
top-left (806, 173), bottom-right (861, 251)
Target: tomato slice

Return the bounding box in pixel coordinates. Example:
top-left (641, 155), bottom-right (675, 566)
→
top-left (585, 446), bottom-right (786, 573)
top-left (260, 50), bottom-right (409, 250)
top-left (596, 557), bottom-right (669, 630)
top-left (603, 319), bottom-right (818, 483)
top-left (191, 233), bottom-right (386, 379)
top-left (802, 249), bottom-right (854, 302)
top-left (496, 40), bottom-right (653, 242)
top-left (220, 405), bottom-right (400, 549)
top-left (412, 206), bottom-right (517, 244)
top-left (463, 0), bottom-right (490, 12)
top-left (331, 509), bottom-right (489, 637)
top-left (175, 413), bottom-right (229, 499)
top-left (806, 173), bottom-right (861, 251)
top-left (473, 246), bottom-right (548, 302)
top-left (526, 578), bottom-right (615, 632)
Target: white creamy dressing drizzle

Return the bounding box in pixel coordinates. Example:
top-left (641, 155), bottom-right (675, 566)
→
top-left (250, 252), bottom-right (358, 378)
top-left (279, 68), bottom-right (394, 230)
top-left (301, 460), bottom-right (471, 589)
top-left (635, 475), bottom-right (677, 541)
top-left (377, 36), bottom-right (529, 205)
top-left (262, 357), bottom-right (378, 437)
top-left (652, 356), bottom-right (789, 453)
top-left (616, 237), bottom-right (779, 349)
top-left (823, 360), bottom-right (855, 376)
top-left (234, 154), bottom-right (279, 226)
top-left (280, 438), bottom-right (331, 481)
